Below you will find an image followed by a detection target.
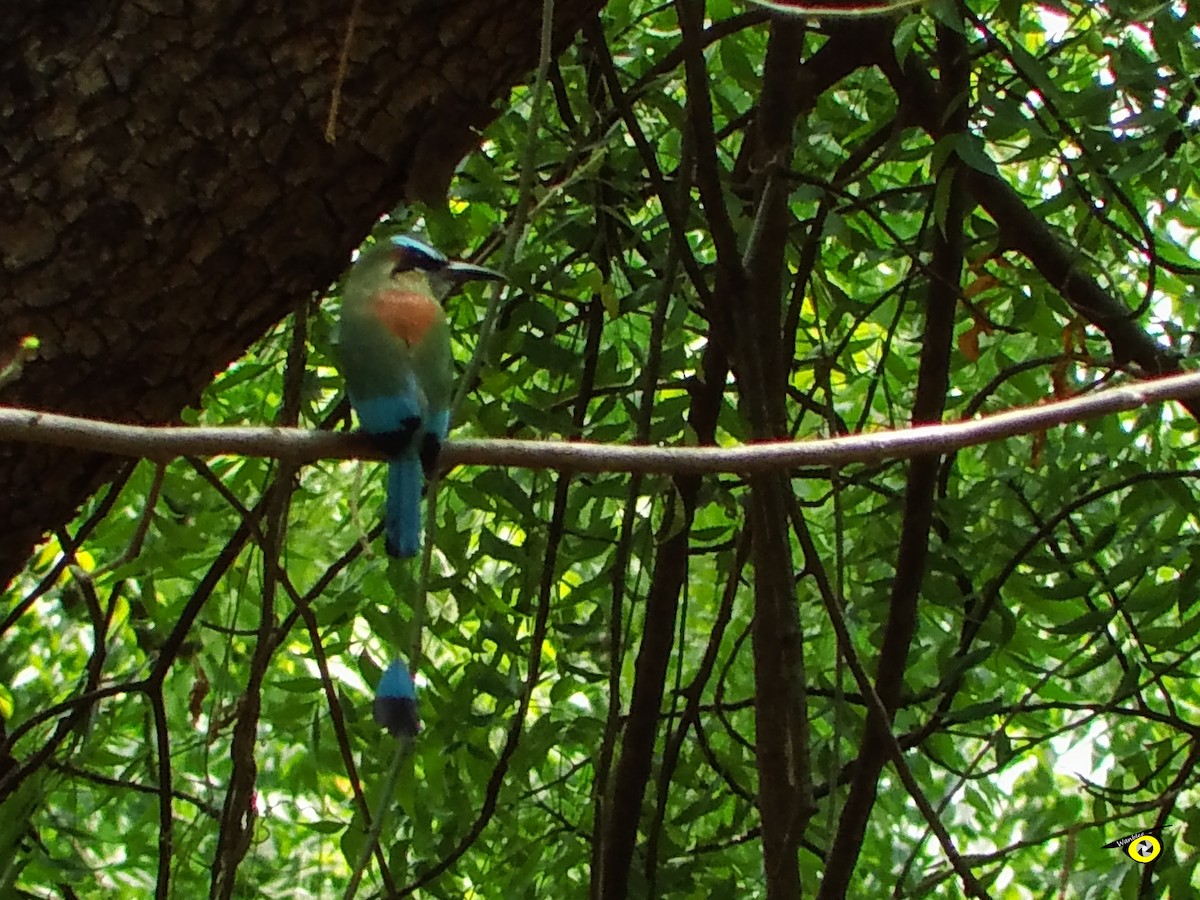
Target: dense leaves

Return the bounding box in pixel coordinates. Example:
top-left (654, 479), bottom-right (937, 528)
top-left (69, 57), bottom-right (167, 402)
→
top-left (3, 0), bottom-right (1200, 897)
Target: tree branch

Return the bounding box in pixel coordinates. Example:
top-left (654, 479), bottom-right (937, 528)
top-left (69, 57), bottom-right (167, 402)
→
top-left (0, 371), bottom-right (1196, 472)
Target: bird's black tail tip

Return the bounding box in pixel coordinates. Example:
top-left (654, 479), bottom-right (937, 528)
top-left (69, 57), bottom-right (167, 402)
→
top-left (372, 696), bottom-right (422, 738)
top-left (384, 534), bottom-right (417, 558)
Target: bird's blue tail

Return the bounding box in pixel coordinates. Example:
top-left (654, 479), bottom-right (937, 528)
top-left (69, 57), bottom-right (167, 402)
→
top-left (373, 659), bottom-right (421, 737)
top-left (384, 452), bottom-right (423, 558)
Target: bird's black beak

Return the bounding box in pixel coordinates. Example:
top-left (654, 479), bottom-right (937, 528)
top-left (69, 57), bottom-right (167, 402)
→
top-left (443, 261), bottom-right (505, 284)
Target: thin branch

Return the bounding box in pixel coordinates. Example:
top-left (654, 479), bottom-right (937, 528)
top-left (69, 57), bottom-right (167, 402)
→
top-left (0, 370), bottom-right (1196, 471)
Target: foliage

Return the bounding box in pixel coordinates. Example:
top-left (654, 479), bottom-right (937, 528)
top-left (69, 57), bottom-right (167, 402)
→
top-left (3, 0), bottom-right (1200, 897)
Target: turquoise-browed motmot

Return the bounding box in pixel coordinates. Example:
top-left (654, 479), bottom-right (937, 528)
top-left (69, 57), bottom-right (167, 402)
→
top-left (338, 235), bottom-right (502, 558)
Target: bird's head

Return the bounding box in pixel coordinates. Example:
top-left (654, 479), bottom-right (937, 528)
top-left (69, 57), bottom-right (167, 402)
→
top-left (367, 235), bottom-right (504, 300)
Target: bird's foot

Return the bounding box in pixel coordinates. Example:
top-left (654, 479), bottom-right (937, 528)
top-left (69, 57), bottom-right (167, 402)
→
top-left (420, 433), bottom-right (442, 479)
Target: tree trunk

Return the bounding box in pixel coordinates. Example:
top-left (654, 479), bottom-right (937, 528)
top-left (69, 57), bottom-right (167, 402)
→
top-left (0, 0), bottom-right (603, 588)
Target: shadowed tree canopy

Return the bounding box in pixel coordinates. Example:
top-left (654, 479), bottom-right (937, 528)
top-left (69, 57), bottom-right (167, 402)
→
top-left (0, 0), bottom-right (603, 586)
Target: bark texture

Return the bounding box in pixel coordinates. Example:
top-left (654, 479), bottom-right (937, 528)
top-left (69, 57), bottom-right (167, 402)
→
top-left (0, 0), bottom-right (603, 588)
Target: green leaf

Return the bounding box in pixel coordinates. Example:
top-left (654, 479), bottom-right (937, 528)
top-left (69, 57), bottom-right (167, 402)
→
top-left (1048, 607), bottom-right (1117, 635)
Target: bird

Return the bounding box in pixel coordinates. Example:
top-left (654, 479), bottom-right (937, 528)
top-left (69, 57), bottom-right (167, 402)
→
top-left (372, 658), bottom-right (421, 738)
top-left (338, 234), bottom-right (503, 558)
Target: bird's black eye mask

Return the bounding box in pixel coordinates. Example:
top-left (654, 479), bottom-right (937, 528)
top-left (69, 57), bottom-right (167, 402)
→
top-left (391, 244), bottom-right (446, 275)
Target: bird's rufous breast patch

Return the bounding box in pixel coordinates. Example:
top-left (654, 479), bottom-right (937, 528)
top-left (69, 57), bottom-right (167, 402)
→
top-left (370, 289), bottom-right (440, 345)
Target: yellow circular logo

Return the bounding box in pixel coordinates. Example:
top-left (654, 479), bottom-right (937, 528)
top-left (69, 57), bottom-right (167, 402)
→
top-left (1127, 835), bottom-right (1161, 863)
